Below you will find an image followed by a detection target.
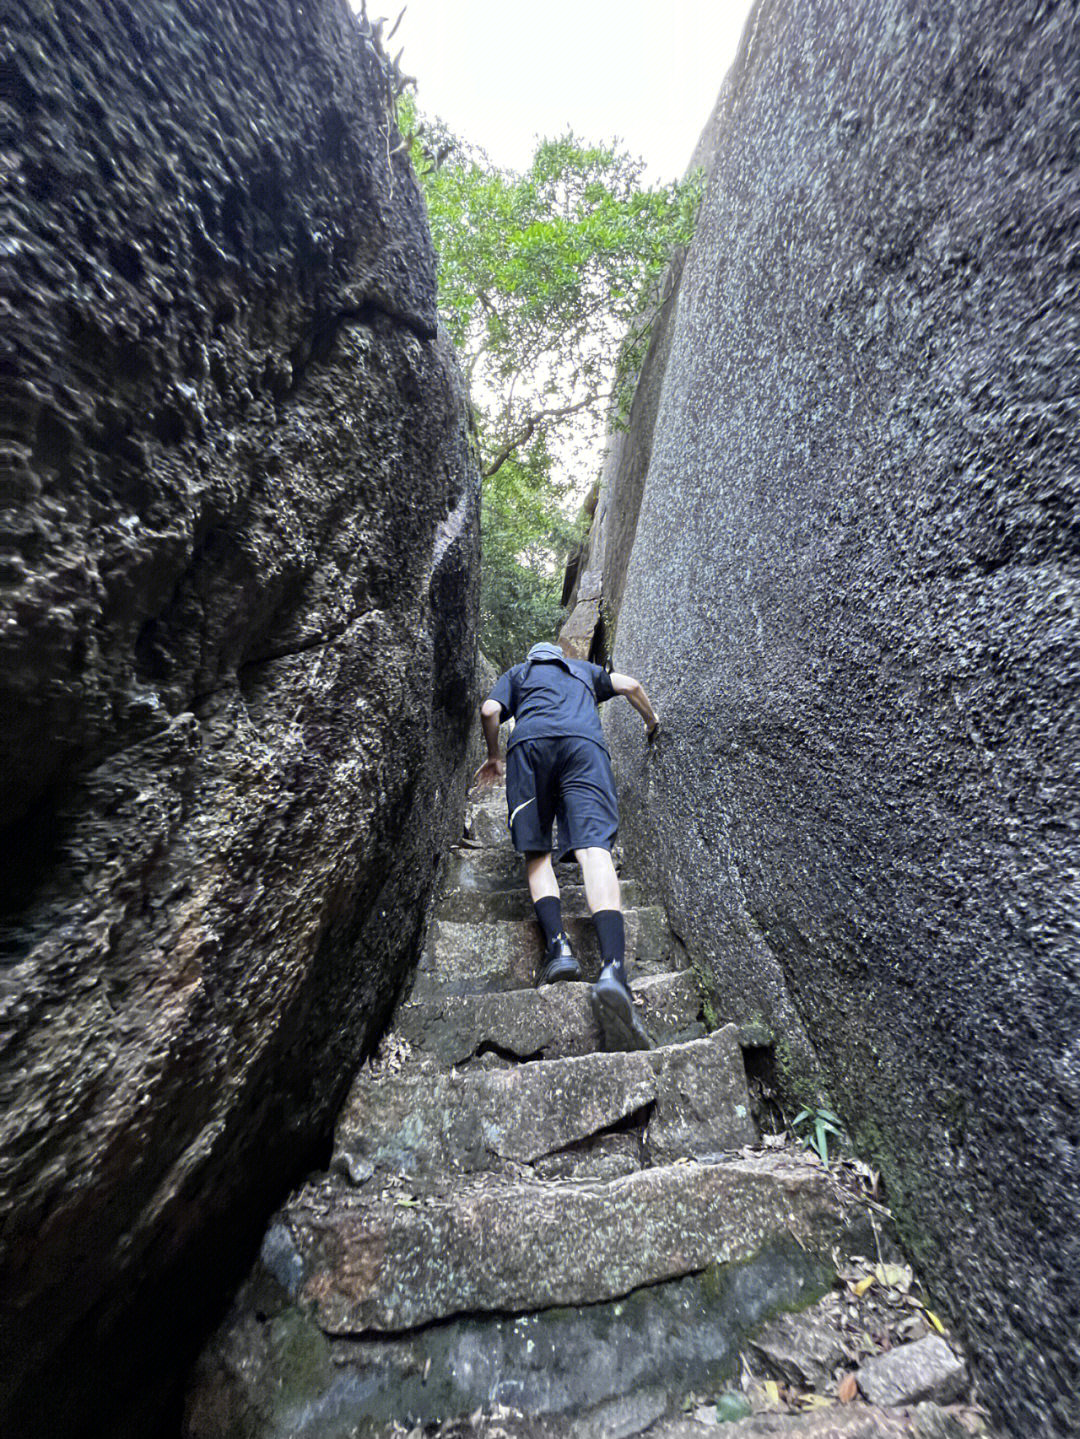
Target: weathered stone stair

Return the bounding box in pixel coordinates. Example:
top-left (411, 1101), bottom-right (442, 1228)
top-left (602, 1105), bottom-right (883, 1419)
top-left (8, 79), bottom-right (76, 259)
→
top-left (185, 785), bottom-right (875, 1438)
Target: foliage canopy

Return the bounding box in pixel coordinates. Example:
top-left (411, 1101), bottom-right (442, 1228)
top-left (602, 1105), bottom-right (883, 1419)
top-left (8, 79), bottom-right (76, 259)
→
top-left (398, 96), bottom-right (703, 669)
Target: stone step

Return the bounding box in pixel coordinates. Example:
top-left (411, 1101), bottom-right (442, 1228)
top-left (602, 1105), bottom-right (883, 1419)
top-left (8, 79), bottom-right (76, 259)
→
top-left (334, 1025), bottom-right (753, 1181)
top-left (643, 1405), bottom-right (972, 1438)
top-left (257, 1150), bottom-right (859, 1335)
top-left (393, 971), bottom-right (705, 1066)
top-left (441, 846), bottom-right (589, 896)
top-left (437, 878), bottom-right (645, 923)
top-left (188, 1234), bottom-right (838, 1439)
top-left (462, 786), bottom-right (511, 848)
top-left (413, 907), bottom-right (676, 996)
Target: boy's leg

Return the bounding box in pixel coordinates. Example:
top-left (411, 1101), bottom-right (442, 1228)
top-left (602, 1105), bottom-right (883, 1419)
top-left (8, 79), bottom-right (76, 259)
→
top-left (526, 851), bottom-right (566, 953)
top-left (575, 846), bottom-right (621, 914)
top-left (575, 845), bottom-right (626, 984)
top-left (575, 842), bottom-right (630, 1006)
top-left (555, 741), bottom-right (623, 974)
top-left (556, 743), bottom-right (650, 1051)
top-left (526, 850), bottom-right (560, 902)
top-left (506, 742), bottom-right (579, 985)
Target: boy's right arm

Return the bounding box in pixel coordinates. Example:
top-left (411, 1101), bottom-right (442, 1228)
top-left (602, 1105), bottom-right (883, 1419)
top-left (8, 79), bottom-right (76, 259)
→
top-left (475, 670), bottom-right (513, 786)
top-left (609, 672), bottom-right (659, 738)
top-left (474, 699), bottom-right (506, 786)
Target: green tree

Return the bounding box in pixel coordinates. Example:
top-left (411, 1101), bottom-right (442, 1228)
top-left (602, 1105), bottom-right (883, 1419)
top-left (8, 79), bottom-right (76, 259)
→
top-left (398, 97), bottom-right (703, 667)
top-left (479, 434), bottom-right (580, 671)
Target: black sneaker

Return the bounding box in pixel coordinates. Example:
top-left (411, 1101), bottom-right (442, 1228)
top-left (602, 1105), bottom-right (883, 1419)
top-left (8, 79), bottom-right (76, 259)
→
top-left (536, 934), bottom-right (582, 986)
top-left (590, 962), bottom-right (653, 1050)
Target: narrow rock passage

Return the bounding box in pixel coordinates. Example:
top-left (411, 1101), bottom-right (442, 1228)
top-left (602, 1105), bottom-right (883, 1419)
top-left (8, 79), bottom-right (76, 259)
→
top-left (186, 786), bottom-right (980, 1438)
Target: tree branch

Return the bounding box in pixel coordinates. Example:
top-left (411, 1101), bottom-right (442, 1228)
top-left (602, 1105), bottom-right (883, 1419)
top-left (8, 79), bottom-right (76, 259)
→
top-left (482, 391), bottom-right (611, 479)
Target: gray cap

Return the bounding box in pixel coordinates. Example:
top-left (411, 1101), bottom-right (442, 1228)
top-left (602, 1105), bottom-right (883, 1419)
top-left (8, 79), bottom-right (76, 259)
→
top-left (525, 642), bottom-right (566, 663)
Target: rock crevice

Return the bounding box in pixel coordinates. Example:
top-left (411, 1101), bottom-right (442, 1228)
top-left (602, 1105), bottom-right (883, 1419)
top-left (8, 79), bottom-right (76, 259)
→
top-left (184, 784), bottom-right (977, 1439)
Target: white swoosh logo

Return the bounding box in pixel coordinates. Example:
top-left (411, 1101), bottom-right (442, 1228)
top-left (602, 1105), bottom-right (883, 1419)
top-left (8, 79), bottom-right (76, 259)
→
top-left (509, 798), bottom-right (535, 826)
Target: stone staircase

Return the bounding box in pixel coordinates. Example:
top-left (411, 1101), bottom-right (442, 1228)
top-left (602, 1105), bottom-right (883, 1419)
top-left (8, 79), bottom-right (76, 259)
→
top-left (185, 786), bottom-right (973, 1439)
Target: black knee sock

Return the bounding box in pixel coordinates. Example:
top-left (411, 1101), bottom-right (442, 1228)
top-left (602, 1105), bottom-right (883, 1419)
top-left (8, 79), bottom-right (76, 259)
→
top-left (592, 909), bottom-right (626, 978)
top-left (534, 895), bottom-right (563, 947)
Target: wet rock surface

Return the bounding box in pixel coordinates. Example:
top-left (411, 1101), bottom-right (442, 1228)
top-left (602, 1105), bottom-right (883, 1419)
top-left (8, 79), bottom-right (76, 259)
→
top-left (603, 4), bottom-right (1080, 1433)
top-left (2, 2), bottom-right (478, 1434)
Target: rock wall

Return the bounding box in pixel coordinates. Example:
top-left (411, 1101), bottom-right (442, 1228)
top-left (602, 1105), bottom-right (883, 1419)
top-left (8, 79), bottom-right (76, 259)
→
top-left (596, 91), bottom-right (729, 650)
top-left (0, 3), bottom-right (479, 1434)
top-left (605, 3), bottom-right (1080, 1435)
top-left (560, 93), bottom-right (728, 661)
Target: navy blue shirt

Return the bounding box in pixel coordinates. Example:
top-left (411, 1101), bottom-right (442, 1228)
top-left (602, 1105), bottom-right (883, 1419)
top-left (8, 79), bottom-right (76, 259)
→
top-left (489, 655), bottom-right (615, 752)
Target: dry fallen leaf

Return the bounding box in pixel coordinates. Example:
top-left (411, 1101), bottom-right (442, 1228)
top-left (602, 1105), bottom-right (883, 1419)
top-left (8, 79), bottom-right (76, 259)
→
top-left (798, 1394), bottom-right (835, 1411)
top-left (874, 1262), bottom-right (912, 1292)
top-left (763, 1380), bottom-right (781, 1407)
top-left (838, 1373), bottom-right (859, 1404)
top-left (854, 1273), bottom-right (876, 1297)
top-left (925, 1309), bottom-right (947, 1334)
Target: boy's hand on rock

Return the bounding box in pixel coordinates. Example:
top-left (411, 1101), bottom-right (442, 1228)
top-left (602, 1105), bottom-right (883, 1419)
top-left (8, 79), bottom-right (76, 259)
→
top-left (474, 757), bottom-right (505, 787)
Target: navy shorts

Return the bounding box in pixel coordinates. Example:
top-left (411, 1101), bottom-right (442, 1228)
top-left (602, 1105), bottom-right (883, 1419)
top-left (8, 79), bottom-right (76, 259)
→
top-left (505, 735), bottom-right (619, 860)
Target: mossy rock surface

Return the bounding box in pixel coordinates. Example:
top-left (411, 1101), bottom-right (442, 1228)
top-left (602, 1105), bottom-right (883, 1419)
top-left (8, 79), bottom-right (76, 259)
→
top-left (186, 1240), bottom-right (834, 1437)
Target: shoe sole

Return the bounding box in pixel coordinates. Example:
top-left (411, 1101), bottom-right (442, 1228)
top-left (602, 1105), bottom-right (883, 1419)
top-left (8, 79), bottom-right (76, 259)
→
top-left (590, 979), bottom-right (653, 1051)
top-left (536, 958), bottom-right (582, 986)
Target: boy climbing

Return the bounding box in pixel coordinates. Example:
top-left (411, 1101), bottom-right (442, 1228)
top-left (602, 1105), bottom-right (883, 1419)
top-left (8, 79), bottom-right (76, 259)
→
top-left (474, 641), bottom-right (659, 1051)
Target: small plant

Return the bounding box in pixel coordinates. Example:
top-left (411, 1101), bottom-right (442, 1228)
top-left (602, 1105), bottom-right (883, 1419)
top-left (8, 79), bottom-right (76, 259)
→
top-left (791, 1106), bottom-right (848, 1167)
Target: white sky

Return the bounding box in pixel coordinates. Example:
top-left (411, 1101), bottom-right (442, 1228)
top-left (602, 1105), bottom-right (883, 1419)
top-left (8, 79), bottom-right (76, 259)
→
top-left (369, 0), bottom-right (757, 181)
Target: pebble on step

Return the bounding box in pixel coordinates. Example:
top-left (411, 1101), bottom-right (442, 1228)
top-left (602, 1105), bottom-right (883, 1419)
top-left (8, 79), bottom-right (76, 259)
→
top-left (856, 1334), bottom-right (967, 1407)
top-left (746, 1306), bottom-right (848, 1390)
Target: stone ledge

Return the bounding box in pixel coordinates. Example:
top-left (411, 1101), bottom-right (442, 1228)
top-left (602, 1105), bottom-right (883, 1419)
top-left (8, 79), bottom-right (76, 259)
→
top-left (186, 1237), bottom-right (836, 1439)
top-left (441, 848), bottom-right (583, 896)
top-left (414, 907), bottom-right (675, 995)
top-left (437, 879), bottom-right (645, 923)
top-left (648, 1401), bottom-right (979, 1438)
top-left (271, 1151), bottom-right (858, 1332)
top-left (334, 1024), bottom-right (754, 1179)
top-left (394, 970), bottom-right (704, 1065)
